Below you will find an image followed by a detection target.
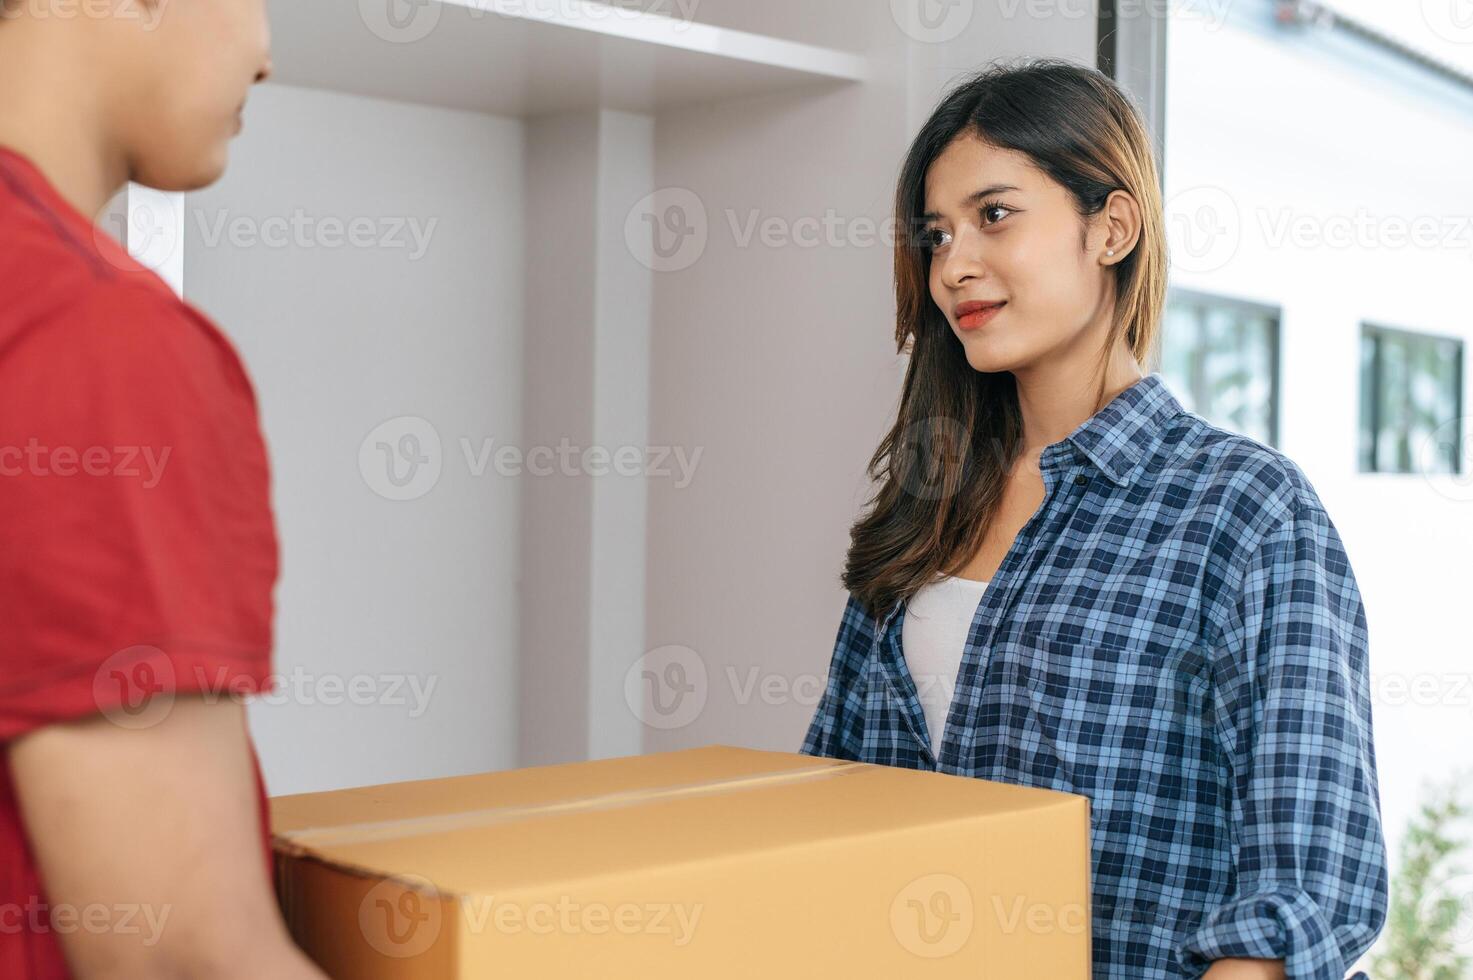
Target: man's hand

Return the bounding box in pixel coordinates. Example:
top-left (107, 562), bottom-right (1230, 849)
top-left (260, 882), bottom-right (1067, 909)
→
top-left (8, 695), bottom-right (327, 979)
top-left (1202, 958), bottom-right (1288, 980)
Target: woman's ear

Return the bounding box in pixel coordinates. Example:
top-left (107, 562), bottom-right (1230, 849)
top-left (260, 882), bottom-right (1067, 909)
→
top-left (1099, 189), bottom-right (1143, 265)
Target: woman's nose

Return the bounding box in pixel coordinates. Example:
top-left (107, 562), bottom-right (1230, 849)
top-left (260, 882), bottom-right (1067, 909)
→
top-left (939, 225), bottom-right (984, 289)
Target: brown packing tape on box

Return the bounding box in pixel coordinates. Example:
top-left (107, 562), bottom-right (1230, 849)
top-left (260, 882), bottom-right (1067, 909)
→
top-left (271, 745), bottom-right (1092, 979)
top-left (281, 759), bottom-right (870, 849)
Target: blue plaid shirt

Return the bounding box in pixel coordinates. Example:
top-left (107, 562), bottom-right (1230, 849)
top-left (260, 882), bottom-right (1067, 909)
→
top-left (800, 372), bottom-right (1388, 979)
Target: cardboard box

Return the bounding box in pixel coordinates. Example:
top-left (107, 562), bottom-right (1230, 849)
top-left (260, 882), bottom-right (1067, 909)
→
top-left (272, 745), bottom-right (1091, 978)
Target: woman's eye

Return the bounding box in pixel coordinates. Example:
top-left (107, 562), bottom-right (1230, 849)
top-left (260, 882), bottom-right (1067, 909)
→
top-left (924, 228), bottom-right (951, 250)
top-left (981, 203), bottom-right (1012, 225)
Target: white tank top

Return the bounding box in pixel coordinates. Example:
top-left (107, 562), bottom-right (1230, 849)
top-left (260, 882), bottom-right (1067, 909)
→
top-left (900, 574), bottom-right (989, 755)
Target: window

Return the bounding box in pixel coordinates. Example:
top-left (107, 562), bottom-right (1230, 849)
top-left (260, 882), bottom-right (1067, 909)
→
top-left (1160, 289), bottom-right (1280, 447)
top-left (1359, 324), bottom-right (1464, 475)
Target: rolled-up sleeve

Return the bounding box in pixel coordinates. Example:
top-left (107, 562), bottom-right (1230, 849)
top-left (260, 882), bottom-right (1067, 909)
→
top-left (1177, 497), bottom-right (1389, 979)
top-left (798, 592), bottom-right (876, 761)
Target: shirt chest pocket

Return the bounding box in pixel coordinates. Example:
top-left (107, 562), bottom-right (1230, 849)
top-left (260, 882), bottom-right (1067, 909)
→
top-left (996, 629), bottom-right (1212, 768)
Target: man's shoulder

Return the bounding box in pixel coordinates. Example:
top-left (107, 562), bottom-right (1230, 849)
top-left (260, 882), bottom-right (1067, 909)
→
top-left (0, 157), bottom-right (214, 370)
top-left (0, 272), bottom-right (225, 383)
top-left (0, 156), bottom-right (143, 293)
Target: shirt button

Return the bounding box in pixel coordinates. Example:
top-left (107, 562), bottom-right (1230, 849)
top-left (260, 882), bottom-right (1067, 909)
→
top-left (1073, 473), bottom-right (1088, 486)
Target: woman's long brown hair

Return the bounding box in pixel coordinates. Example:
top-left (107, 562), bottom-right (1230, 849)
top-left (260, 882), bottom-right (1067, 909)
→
top-left (843, 58), bottom-right (1168, 621)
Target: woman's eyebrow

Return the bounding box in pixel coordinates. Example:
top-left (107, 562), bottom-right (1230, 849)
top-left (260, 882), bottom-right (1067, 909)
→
top-left (921, 184), bottom-right (1022, 222)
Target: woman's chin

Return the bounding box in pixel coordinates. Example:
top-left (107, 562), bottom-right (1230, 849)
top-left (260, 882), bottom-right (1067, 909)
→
top-left (958, 336), bottom-right (1015, 374)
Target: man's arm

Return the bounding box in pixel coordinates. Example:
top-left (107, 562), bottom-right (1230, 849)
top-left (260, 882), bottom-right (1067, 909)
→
top-left (9, 696), bottom-right (327, 980)
top-left (1202, 958), bottom-right (1286, 980)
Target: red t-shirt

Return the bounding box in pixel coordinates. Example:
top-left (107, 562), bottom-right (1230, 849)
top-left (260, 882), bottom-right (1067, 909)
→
top-left (0, 146), bottom-right (281, 978)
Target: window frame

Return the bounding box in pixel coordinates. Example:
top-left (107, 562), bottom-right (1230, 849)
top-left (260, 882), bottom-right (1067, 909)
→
top-left (1163, 287), bottom-right (1283, 448)
top-left (1098, 0), bottom-right (1167, 186)
top-left (1358, 321), bottom-right (1465, 476)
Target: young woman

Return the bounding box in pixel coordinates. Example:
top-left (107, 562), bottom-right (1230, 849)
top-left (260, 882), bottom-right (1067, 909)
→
top-left (801, 60), bottom-right (1387, 980)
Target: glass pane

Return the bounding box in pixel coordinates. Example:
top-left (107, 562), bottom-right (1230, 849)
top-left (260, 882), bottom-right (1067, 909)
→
top-left (1360, 327), bottom-right (1463, 475)
top-left (1161, 294), bottom-right (1277, 446)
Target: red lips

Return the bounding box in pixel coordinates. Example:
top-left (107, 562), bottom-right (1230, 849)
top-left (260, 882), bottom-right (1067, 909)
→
top-left (955, 300), bottom-right (1006, 331)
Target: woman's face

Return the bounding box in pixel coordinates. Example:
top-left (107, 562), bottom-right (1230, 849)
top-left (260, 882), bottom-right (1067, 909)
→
top-left (922, 132), bottom-right (1119, 375)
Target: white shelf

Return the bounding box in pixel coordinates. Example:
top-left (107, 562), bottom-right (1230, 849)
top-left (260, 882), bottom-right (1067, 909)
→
top-left (267, 0), bottom-right (870, 116)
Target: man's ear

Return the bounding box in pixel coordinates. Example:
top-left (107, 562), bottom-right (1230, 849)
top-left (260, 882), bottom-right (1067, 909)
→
top-left (136, 0), bottom-right (170, 32)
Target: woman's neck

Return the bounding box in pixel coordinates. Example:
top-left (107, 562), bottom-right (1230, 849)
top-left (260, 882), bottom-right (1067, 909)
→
top-left (1013, 355), bottom-right (1145, 457)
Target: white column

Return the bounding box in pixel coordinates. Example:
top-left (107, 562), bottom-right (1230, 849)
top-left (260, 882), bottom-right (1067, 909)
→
top-left (519, 109), bottom-right (654, 766)
top-left (587, 109), bottom-right (654, 762)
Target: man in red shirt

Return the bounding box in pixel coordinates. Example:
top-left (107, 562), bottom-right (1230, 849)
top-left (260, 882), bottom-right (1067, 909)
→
top-left (0, 1), bottom-right (326, 977)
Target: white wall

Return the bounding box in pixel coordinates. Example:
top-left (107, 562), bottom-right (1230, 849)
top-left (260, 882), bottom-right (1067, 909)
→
top-left (184, 83), bottom-right (525, 795)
